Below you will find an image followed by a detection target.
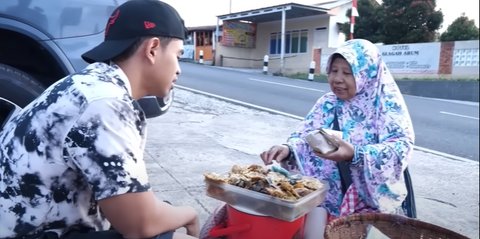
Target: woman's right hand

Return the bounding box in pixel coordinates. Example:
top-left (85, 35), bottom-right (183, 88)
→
top-left (260, 145), bottom-right (290, 165)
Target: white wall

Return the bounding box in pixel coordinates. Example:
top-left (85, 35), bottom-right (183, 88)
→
top-left (452, 40), bottom-right (480, 77)
top-left (320, 47), bottom-right (337, 73)
top-left (216, 45), bottom-right (258, 68)
top-left (327, 4), bottom-right (350, 48)
top-left (181, 45), bottom-right (195, 60)
top-left (261, 15), bottom-right (332, 74)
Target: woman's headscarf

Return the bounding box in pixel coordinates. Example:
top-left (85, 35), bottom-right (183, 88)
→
top-left (324, 39), bottom-right (414, 149)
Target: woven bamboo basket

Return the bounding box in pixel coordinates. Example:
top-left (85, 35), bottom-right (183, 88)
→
top-left (324, 213), bottom-right (469, 239)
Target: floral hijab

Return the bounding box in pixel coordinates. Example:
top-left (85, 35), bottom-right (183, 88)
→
top-left (287, 39), bottom-right (415, 216)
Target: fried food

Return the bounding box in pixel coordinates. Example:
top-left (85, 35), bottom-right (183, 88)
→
top-left (204, 164), bottom-right (323, 201)
top-left (203, 172), bottom-right (228, 183)
top-left (298, 177), bottom-right (323, 190)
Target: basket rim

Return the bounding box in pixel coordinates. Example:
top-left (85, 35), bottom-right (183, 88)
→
top-left (324, 213), bottom-right (469, 239)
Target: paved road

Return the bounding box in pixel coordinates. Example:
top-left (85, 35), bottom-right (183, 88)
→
top-left (177, 62), bottom-right (480, 161)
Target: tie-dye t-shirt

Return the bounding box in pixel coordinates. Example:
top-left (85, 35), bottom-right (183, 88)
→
top-left (0, 63), bottom-right (150, 237)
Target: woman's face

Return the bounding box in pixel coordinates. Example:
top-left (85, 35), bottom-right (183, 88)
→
top-left (328, 56), bottom-right (356, 100)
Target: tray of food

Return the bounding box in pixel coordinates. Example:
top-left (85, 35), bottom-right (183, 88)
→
top-left (204, 164), bottom-right (329, 222)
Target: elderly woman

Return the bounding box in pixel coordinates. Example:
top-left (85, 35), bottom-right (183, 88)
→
top-left (261, 39), bottom-right (415, 237)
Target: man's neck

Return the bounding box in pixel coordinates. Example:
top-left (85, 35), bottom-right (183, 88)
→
top-left (114, 60), bottom-right (145, 100)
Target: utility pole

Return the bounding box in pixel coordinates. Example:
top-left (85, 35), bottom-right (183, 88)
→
top-left (229, 0), bottom-right (232, 13)
top-left (350, 0), bottom-right (359, 39)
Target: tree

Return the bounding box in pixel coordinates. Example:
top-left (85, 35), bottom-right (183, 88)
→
top-left (340, 0), bottom-right (384, 43)
top-left (380, 0), bottom-right (443, 43)
top-left (440, 14), bottom-right (479, 41)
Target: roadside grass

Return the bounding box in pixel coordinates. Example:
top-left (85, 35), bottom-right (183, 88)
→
top-left (285, 73), bottom-right (328, 82)
top-left (286, 72), bottom-right (479, 82)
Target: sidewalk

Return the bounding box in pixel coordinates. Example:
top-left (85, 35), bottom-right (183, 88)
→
top-left (144, 89), bottom-right (479, 238)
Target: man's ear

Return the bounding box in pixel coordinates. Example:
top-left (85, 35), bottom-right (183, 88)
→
top-left (145, 37), bottom-right (161, 64)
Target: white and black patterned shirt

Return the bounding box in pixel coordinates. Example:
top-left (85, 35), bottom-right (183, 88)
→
top-left (0, 63), bottom-right (150, 238)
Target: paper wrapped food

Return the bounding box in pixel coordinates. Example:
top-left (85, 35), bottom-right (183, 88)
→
top-left (305, 129), bottom-right (340, 154)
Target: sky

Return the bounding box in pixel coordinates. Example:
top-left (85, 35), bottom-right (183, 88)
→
top-left (161, 0), bottom-right (479, 33)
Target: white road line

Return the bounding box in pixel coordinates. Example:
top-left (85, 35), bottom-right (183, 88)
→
top-left (408, 95), bottom-right (479, 106)
top-left (440, 111), bottom-right (479, 120)
top-left (247, 78), bottom-right (325, 92)
top-left (414, 146), bottom-right (478, 164)
top-left (176, 85), bottom-right (476, 163)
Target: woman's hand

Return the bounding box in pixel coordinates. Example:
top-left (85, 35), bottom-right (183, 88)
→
top-left (313, 135), bottom-right (354, 162)
top-left (260, 145), bottom-right (290, 165)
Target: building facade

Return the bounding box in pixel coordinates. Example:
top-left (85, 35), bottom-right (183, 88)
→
top-left (213, 1), bottom-right (351, 75)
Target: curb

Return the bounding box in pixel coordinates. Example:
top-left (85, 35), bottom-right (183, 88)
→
top-left (174, 85), bottom-right (475, 163)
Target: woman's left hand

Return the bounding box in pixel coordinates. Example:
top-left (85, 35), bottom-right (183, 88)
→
top-left (313, 135), bottom-right (354, 162)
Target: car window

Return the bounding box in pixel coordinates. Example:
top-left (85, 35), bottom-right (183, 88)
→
top-left (0, 0), bottom-right (126, 38)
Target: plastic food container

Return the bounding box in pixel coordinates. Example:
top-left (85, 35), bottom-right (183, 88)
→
top-left (205, 178), bottom-right (329, 222)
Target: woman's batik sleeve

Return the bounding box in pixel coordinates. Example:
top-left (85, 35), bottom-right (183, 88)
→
top-left (285, 96), bottom-right (334, 175)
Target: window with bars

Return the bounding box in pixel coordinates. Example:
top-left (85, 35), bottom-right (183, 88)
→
top-left (196, 31), bottom-right (212, 46)
top-left (269, 29), bottom-right (308, 55)
top-left (453, 48), bottom-right (479, 67)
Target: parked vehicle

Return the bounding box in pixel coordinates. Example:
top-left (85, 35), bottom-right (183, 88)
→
top-left (0, 0), bottom-right (171, 116)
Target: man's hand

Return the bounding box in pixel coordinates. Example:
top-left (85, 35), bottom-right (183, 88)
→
top-left (313, 135), bottom-right (354, 162)
top-left (184, 213), bottom-right (200, 237)
top-left (260, 144), bottom-right (290, 165)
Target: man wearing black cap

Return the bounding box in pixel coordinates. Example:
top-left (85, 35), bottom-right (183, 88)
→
top-left (0, 1), bottom-right (199, 238)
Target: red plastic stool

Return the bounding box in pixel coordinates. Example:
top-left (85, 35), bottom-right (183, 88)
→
top-left (209, 205), bottom-right (305, 239)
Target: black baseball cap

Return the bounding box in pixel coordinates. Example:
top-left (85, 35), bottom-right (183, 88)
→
top-left (82, 0), bottom-right (187, 64)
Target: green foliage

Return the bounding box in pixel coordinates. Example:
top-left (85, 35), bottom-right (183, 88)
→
top-left (440, 15), bottom-right (480, 41)
top-left (341, 0), bottom-right (444, 43)
top-left (381, 0), bottom-right (443, 43)
top-left (340, 0), bottom-right (384, 43)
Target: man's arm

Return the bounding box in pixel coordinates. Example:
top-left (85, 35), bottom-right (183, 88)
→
top-left (99, 191), bottom-right (199, 238)
top-left (65, 98), bottom-right (199, 238)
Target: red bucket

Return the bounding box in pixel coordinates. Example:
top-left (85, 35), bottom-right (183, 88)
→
top-left (209, 205), bottom-right (305, 239)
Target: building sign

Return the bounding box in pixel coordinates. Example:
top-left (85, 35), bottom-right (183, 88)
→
top-left (221, 21), bottom-right (256, 48)
top-left (378, 43), bottom-right (440, 74)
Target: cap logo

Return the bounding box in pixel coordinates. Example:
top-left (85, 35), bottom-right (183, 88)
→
top-left (105, 9), bottom-right (120, 36)
top-left (144, 21), bottom-right (156, 29)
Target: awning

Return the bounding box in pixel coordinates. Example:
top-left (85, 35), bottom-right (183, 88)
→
top-left (217, 3), bottom-right (329, 23)
top-left (187, 25), bottom-right (217, 32)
